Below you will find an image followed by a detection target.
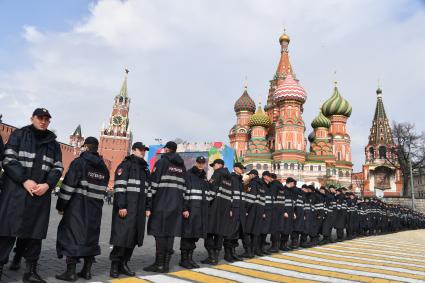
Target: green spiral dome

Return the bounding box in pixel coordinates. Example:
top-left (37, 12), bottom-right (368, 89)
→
top-left (311, 111), bottom-right (331, 129)
top-left (322, 86), bottom-right (352, 117)
top-left (248, 105), bottom-right (271, 128)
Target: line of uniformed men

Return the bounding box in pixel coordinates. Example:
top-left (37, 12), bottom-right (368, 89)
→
top-left (1, 108), bottom-right (425, 283)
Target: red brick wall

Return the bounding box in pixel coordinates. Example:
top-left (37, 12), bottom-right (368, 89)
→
top-left (99, 135), bottom-right (130, 188)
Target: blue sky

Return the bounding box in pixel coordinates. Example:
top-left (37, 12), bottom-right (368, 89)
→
top-left (0, 0), bottom-right (93, 69)
top-left (0, 0), bottom-right (424, 172)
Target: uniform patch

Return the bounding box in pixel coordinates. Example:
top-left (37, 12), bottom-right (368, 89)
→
top-left (117, 168), bottom-right (123, 176)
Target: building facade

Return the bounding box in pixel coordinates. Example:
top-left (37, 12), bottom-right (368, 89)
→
top-left (229, 32), bottom-right (353, 187)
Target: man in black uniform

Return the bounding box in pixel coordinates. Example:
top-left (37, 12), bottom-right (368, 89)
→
top-left (109, 142), bottom-right (150, 278)
top-left (223, 162), bottom-right (246, 262)
top-left (279, 177), bottom-right (295, 251)
top-left (268, 173), bottom-right (285, 253)
top-left (334, 188), bottom-right (347, 241)
top-left (179, 156), bottom-right (209, 269)
top-left (319, 185), bottom-right (337, 244)
top-left (56, 137), bottom-right (109, 281)
top-left (259, 171), bottom-right (273, 255)
top-left (242, 170), bottom-right (266, 257)
top-left (144, 141), bottom-right (189, 273)
top-left (0, 108), bottom-right (63, 283)
top-left (202, 159), bottom-right (233, 264)
top-left (291, 181), bottom-right (305, 249)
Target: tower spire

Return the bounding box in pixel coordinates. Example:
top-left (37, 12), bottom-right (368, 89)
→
top-left (275, 29), bottom-right (294, 80)
top-left (117, 68), bottom-right (129, 98)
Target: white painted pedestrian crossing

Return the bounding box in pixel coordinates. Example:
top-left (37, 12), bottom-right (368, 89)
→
top-left (112, 230), bottom-right (425, 283)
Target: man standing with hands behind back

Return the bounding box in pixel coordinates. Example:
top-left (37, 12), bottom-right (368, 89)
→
top-left (0, 108), bottom-right (63, 283)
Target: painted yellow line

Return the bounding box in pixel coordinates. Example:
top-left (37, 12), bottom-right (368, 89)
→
top-left (216, 264), bottom-right (318, 283)
top-left (335, 243), bottom-right (425, 258)
top-left (294, 250), bottom-right (425, 272)
top-left (171, 269), bottom-right (237, 283)
top-left (273, 254), bottom-right (425, 280)
top-left (110, 278), bottom-right (151, 283)
top-left (311, 247), bottom-right (425, 266)
top-left (247, 258), bottom-right (393, 283)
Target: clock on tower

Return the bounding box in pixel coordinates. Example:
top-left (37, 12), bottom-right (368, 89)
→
top-left (99, 70), bottom-right (132, 187)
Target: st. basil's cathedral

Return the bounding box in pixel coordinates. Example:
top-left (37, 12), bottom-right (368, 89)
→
top-left (229, 32), bottom-right (354, 187)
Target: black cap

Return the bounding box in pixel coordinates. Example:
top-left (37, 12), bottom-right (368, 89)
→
top-left (234, 162), bottom-right (246, 170)
top-left (83, 136), bottom-right (99, 146)
top-left (164, 141), bottom-right (178, 151)
top-left (262, 171), bottom-right (271, 177)
top-left (301, 184), bottom-right (308, 189)
top-left (196, 156), bottom-right (207, 164)
top-left (247, 169), bottom-right (259, 176)
top-left (308, 185), bottom-right (316, 190)
top-left (286, 177), bottom-right (296, 184)
top-left (132, 142), bottom-right (149, 151)
top-left (32, 108), bottom-right (51, 118)
top-left (270, 173), bottom-right (277, 179)
top-left (209, 159), bottom-right (225, 167)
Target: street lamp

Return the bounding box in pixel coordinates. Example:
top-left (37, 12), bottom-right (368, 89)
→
top-left (409, 157), bottom-right (415, 210)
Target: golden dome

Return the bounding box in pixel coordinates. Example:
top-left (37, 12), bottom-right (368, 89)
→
top-left (279, 32), bottom-right (290, 44)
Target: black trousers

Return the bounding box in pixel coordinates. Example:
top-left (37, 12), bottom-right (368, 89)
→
top-left (204, 233), bottom-right (223, 250)
top-left (180, 238), bottom-right (198, 251)
top-left (0, 237), bottom-right (42, 264)
top-left (242, 233), bottom-right (258, 250)
top-left (110, 246), bottom-right (134, 262)
top-left (336, 228), bottom-right (344, 239)
top-left (155, 236), bottom-right (174, 254)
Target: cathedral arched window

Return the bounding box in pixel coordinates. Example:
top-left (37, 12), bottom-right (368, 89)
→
top-left (264, 164), bottom-right (269, 170)
top-left (310, 165), bottom-right (314, 171)
top-left (337, 152), bottom-right (341, 161)
top-left (339, 170), bottom-right (343, 177)
top-left (277, 163), bottom-right (280, 170)
top-left (290, 164), bottom-right (294, 170)
top-left (256, 164), bottom-right (262, 170)
top-left (318, 165), bottom-right (322, 172)
top-left (379, 146), bottom-right (387, 159)
top-left (333, 169), bottom-right (336, 175)
top-left (284, 163), bottom-right (288, 170)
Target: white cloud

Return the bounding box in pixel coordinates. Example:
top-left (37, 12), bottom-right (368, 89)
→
top-left (0, 0), bottom-right (424, 171)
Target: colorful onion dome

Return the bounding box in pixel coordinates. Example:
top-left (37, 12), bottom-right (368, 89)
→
top-left (311, 110), bottom-right (331, 129)
top-left (248, 104), bottom-right (271, 128)
top-left (308, 131), bottom-right (316, 143)
top-left (273, 73), bottom-right (307, 104)
top-left (322, 84), bottom-right (352, 117)
top-left (279, 31), bottom-right (290, 44)
top-left (234, 87), bottom-right (256, 113)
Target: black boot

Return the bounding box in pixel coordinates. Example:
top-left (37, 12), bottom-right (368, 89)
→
top-left (0, 264), bottom-right (3, 281)
top-left (261, 243), bottom-right (272, 255)
top-left (23, 262), bottom-right (46, 283)
top-left (144, 252), bottom-right (165, 273)
top-left (163, 252), bottom-right (172, 273)
top-left (254, 244), bottom-right (264, 257)
top-left (56, 260), bottom-right (77, 282)
top-left (188, 249), bottom-right (200, 268)
top-left (231, 247), bottom-right (243, 261)
top-left (179, 250), bottom-right (193, 269)
top-left (77, 257), bottom-right (93, 280)
top-left (268, 241), bottom-right (279, 253)
top-left (319, 236), bottom-right (330, 245)
top-left (290, 237), bottom-right (299, 249)
top-left (211, 249), bottom-right (219, 265)
top-left (9, 253), bottom-right (22, 271)
top-left (224, 247), bottom-right (234, 263)
top-left (110, 261), bottom-right (120, 278)
top-left (119, 260), bottom-right (136, 276)
top-left (200, 249), bottom-right (214, 264)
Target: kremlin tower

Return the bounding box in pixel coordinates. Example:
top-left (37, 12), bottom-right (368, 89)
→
top-left (229, 31), bottom-right (354, 187)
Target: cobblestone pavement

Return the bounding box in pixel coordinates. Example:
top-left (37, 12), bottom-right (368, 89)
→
top-left (2, 199), bottom-right (425, 282)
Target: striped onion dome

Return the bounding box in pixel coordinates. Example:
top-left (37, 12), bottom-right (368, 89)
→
top-left (322, 85), bottom-right (352, 117)
top-left (234, 88), bottom-right (256, 113)
top-left (311, 110), bottom-right (331, 129)
top-left (248, 105), bottom-right (271, 128)
top-left (273, 73), bottom-right (307, 104)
